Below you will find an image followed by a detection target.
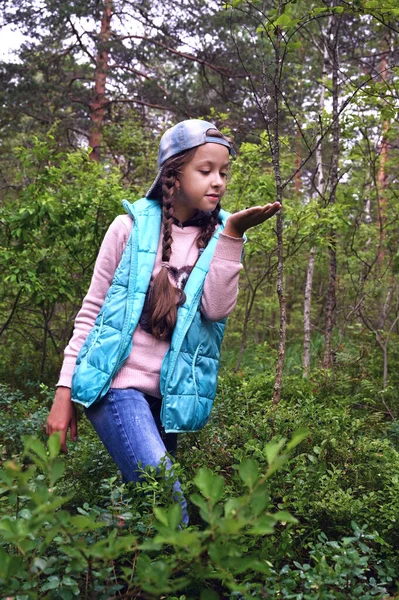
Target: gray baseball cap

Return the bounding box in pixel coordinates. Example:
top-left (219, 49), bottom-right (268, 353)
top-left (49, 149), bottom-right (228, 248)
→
top-left (146, 119), bottom-right (235, 200)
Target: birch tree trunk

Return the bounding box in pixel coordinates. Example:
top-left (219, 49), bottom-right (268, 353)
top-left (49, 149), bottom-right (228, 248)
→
top-left (376, 43), bottom-right (390, 263)
top-left (270, 0), bottom-right (285, 405)
top-left (303, 16), bottom-right (331, 376)
top-left (322, 9), bottom-right (340, 369)
top-left (88, 0), bottom-right (113, 161)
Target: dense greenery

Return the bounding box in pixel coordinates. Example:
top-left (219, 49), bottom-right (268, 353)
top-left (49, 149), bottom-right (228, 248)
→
top-left (1, 371), bottom-right (398, 598)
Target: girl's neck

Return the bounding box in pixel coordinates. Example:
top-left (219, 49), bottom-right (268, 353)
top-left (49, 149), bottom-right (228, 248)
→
top-left (172, 211), bottom-right (207, 229)
top-left (173, 206), bottom-right (198, 224)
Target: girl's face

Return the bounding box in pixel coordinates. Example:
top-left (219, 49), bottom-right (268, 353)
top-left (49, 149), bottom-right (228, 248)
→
top-left (173, 143), bottom-right (229, 222)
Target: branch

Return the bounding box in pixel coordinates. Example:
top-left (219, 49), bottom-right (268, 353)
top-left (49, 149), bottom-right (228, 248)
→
top-left (0, 289), bottom-right (23, 338)
top-left (67, 17), bottom-right (96, 64)
top-left (110, 64), bottom-right (170, 96)
top-left (282, 66), bottom-right (392, 190)
top-left (104, 98), bottom-right (176, 112)
top-left (112, 34), bottom-right (236, 76)
top-left (68, 94), bottom-right (174, 113)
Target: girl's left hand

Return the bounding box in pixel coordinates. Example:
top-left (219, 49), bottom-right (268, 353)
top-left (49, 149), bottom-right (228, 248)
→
top-left (224, 202), bottom-right (282, 238)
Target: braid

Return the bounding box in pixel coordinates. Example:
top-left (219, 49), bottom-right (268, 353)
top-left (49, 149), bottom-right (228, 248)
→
top-left (161, 173), bottom-right (175, 262)
top-left (148, 169), bottom-right (183, 341)
top-left (197, 202), bottom-right (221, 250)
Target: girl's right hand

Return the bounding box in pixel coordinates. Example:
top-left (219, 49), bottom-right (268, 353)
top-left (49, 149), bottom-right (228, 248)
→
top-left (224, 202), bottom-right (282, 238)
top-left (46, 387), bottom-right (77, 454)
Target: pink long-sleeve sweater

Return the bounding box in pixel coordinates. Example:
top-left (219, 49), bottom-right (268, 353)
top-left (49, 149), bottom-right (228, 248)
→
top-left (57, 214), bottom-right (244, 398)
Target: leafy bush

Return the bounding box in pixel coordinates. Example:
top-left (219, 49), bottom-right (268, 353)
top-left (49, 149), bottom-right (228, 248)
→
top-left (0, 137), bottom-right (137, 387)
top-left (0, 432), bottom-right (306, 599)
top-left (0, 384), bottom-right (48, 456)
top-left (261, 525), bottom-right (396, 599)
top-left (178, 372), bottom-right (399, 575)
top-left (1, 369), bottom-right (398, 598)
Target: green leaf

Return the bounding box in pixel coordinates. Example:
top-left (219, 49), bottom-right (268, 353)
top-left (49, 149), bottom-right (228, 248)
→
top-left (286, 40), bottom-right (302, 52)
top-left (250, 482), bottom-right (270, 515)
top-left (41, 575), bottom-right (60, 591)
top-left (23, 436), bottom-right (47, 462)
top-left (264, 438), bottom-right (286, 466)
top-left (266, 454), bottom-right (289, 478)
top-left (70, 515), bottom-right (104, 531)
top-left (50, 459), bottom-right (65, 486)
top-left (286, 428), bottom-right (310, 451)
top-left (154, 506), bottom-right (169, 526)
top-left (238, 458), bottom-right (259, 489)
top-left (32, 557), bottom-right (48, 572)
top-left (48, 433), bottom-right (61, 459)
top-left (194, 468), bottom-right (224, 504)
top-left (273, 13), bottom-right (297, 28)
top-left (248, 514), bottom-right (276, 535)
top-left (218, 516), bottom-right (247, 534)
top-left (167, 503), bottom-right (182, 530)
top-left (224, 497), bottom-right (243, 517)
top-left (189, 493), bottom-right (208, 512)
top-left (273, 510), bottom-right (298, 524)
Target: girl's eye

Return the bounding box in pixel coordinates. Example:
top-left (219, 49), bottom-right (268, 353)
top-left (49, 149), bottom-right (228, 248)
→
top-left (221, 172), bottom-right (227, 178)
top-left (200, 170), bottom-right (210, 175)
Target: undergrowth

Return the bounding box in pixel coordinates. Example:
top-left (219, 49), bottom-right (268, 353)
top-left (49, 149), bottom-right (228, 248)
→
top-left (0, 370), bottom-right (398, 599)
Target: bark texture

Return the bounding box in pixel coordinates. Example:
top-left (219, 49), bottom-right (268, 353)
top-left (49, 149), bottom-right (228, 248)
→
top-left (322, 9), bottom-right (340, 369)
top-left (88, 0), bottom-right (113, 161)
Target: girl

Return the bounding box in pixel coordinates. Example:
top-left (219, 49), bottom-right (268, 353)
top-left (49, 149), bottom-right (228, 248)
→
top-left (46, 119), bottom-right (281, 521)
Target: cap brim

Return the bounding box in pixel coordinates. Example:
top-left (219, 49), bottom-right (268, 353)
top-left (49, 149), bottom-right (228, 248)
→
top-left (145, 167), bottom-right (163, 200)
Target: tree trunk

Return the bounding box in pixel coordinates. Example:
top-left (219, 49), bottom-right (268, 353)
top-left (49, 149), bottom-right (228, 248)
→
top-left (376, 48), bottom-right (389, 263)
top-left (294, 128), bottom-right (301, 194)
top-left (235, 287), bottom-right (252, 373)
top-left (234, 262), bottom-right (272, 373)
top-left (268, 0), bottom-right (285, 405)
top-left (323, 10), bottom-right (340, 369)
top-left (88, 0), bottom-right (113, 161)
top-left (303, 246), bottom-right (315, 376)
top-left (303, 16), bottom-right (331, 376)
top-left (273, 210), bottom-right (286, 405)
top-left (0, 289), bottom-right (22, 339)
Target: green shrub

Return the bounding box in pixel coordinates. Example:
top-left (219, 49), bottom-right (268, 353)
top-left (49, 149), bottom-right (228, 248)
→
top-left (0, 384), bottom-right (48, 457)
top-left (178, 371), bottom-right (399, 575)
top-left (1, 370), bottom-right (398, 598)
top-left (260, 524), bottom-right (396, 599)
top-left (0, 432), bottom-right (306, 599)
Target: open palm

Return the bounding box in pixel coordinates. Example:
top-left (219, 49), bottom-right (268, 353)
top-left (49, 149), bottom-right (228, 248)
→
top-left (225, 202), bottom-right (282, 238)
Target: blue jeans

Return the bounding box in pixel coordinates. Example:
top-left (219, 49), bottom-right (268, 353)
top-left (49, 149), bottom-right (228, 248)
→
top-left (85, 388), bottom-right (188, 524)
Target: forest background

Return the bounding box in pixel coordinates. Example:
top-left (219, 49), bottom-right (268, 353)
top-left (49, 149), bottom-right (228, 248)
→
top-left (0, 0), bottom-right (399, 598)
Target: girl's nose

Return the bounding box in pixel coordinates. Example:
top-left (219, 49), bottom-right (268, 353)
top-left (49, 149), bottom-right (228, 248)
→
top-left (212, 173), bottom-right (223, 187)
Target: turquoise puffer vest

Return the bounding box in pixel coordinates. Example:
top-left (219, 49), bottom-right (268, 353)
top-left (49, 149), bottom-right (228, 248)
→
top-left (71, 197), bottom-right (232, 433)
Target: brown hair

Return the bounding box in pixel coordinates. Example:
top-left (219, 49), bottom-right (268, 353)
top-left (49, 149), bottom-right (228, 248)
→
top-left (148, 128), bottom-right (232, 341)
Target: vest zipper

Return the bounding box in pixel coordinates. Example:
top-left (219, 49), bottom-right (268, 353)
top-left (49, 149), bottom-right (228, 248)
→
top-left (191, 342), bottom-right (201, 398)
top-left (85, 313), bottom-right (104, 361)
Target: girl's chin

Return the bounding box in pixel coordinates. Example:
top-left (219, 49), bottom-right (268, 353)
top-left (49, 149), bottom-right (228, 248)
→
top-left (204, 198), bottom-right (220, 209)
